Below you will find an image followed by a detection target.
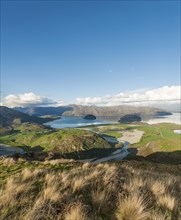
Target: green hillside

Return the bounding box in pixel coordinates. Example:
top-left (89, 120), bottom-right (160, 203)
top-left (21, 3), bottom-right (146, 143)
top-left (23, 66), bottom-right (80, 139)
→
top-left (87, 122), bottom-right (181, 155)
top-left (0, 128), bottom-right (111, 154)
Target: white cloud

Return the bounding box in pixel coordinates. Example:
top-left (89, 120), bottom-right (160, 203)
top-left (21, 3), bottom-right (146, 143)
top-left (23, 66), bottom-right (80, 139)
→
top-left (2, 92), bottom-right (57, 108)
top-left (76, 97), bottom-right (103, 105)
top-left (75, 85), bottom-right (181, 109)
top-left (1, 85), bottom-right (180, 111)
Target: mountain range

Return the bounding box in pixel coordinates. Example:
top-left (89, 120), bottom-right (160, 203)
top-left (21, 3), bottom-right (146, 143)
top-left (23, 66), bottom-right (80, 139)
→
top-left (1, 105), bottom-right (172, 129)
top-left (14, 104), bottom-right (163, 118)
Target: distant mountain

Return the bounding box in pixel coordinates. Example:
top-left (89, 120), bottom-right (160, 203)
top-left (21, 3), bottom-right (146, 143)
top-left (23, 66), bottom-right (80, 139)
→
top-left (14, 106), bottom-right (73, 116)
top-left (13, 105), bottom-right (168, 119)
top-left (62, 104), bottom-right (163, 118)
top-left (0, 106), bottom-right (52, 127)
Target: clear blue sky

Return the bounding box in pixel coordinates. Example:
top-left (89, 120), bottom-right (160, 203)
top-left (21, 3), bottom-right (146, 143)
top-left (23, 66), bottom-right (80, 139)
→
top-left (1, 0), bottom-right (180, 102)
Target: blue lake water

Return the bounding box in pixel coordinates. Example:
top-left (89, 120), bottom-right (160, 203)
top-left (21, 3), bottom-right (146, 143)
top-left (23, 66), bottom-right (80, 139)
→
top-left (45, 113), bottom-right (181, 129)
top-left (44, 116), bottom-right (115, 129)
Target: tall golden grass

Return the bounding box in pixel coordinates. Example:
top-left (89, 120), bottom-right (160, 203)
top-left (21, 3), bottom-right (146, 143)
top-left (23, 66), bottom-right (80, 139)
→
top-left (0, 160), bottom-right (180, 220)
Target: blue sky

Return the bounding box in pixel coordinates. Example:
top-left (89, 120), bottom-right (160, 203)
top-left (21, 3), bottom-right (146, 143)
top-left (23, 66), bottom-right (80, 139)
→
top-left (1, 0), bottom-right (180, 106)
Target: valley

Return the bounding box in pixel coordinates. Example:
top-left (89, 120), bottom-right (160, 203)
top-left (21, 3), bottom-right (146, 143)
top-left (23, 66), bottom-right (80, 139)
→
top-left (0, 106), bottom-right (181, 220)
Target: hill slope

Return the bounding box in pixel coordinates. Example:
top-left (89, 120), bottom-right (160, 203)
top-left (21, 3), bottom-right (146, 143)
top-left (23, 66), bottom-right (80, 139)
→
top-left (0, 128), bottom-right (112, 158)
top-left (14, 106), bottom-right (73, 116)
top-left (0, 106), bottom-right (51, 127)
top-left (0, 159), bottom-right (180, 220)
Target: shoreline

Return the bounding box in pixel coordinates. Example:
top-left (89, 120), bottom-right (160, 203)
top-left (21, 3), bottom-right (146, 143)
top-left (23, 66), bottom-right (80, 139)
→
top-left (45, 112), bottom-right (181, 129)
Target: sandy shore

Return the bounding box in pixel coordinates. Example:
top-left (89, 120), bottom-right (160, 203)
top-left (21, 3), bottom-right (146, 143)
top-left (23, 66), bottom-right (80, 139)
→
top-left (118, 129), bottom-right (144, 144)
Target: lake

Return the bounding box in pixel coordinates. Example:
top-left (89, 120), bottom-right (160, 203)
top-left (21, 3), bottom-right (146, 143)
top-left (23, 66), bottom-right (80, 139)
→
top-left (44, 116), bottom-right (115, 129)
top-left (45, 113), bottom-right (181, 129)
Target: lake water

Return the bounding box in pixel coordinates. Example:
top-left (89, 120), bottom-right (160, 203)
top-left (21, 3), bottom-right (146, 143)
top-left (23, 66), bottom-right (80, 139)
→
top-left (45, 113), bottom-right (181, 129)
top-left (45, 116), bottom-right (115, 129)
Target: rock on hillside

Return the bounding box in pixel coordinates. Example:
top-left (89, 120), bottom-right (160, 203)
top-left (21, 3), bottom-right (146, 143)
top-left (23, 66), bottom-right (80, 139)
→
top-left (118, 114), bottom-right (142, 123)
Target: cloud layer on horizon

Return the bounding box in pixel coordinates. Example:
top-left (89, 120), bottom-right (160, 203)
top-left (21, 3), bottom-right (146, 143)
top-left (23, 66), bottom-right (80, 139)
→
top-left (1, 86), bottom-right (180, 110)
top-left (76, 85), bottom-right (181, 108)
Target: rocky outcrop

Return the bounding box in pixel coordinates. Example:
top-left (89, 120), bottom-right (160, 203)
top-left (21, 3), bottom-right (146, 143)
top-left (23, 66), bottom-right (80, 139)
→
top-left (83, 114), bottom-right (96, 120)
top-left (118, 114), bottom-right (142, 123)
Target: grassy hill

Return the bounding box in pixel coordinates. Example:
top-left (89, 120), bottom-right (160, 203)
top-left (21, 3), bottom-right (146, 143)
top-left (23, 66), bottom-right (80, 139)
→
top-left (0, 158), bottom-right (180, 220)
top-left (0, 127), bottom-right (112, 156)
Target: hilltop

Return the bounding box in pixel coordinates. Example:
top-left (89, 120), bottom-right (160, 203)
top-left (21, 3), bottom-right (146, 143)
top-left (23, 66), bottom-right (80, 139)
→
top-left (0, 158), bottom-right (180, 220)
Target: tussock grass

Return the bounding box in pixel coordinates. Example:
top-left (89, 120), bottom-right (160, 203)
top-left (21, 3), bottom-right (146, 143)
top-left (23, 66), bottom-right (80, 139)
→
top-left (150, 180), bottom-right (166, 195)
top-left (116, 193), bottom-right (149, 220)
top-left (157, 194), bottom-right (175, 211)
top-left (0, 159), bottom-right (180, 220)
top-left (63, 203), bottom-right (89, 220)
top-left (149, 211), bottom-right (167, 220)
top-left (2, 157), bottom-right (17, 166)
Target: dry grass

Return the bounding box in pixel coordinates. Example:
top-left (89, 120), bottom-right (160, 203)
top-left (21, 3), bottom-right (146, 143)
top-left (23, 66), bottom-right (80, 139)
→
top-left (91, 186), bottom-right (112, 213)
top-left (2, 157), bottom-right (17, 166)
top-left (63, 203), bottom-right (89, 220)
top-left (150, 180), bottom-right (166, 195)
top-left (116, 193), bottom-right (149, 220)
top-left (72, 176), bottom-right (89, 193)
top-left (24, 197), bottom-right (60, 220)
top-left (0, 160), bottom-right (181, 220)
top-left (149, 211), bottom-right (167, 220)
top-left (157, 194), bottom-right (175, 211)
